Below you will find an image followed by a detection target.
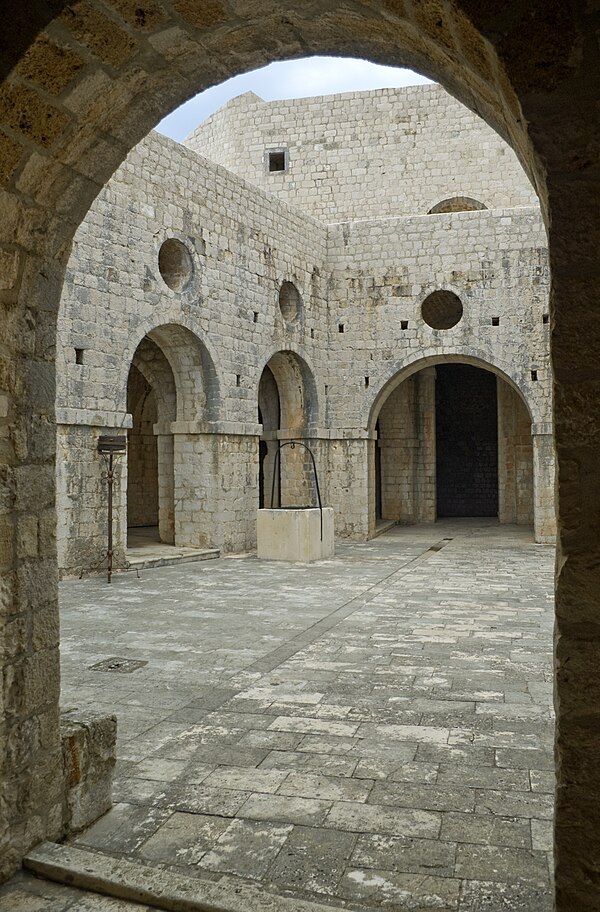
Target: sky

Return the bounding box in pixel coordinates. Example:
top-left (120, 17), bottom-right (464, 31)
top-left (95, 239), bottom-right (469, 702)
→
top-left (156, 57), bottom-right (433, 143)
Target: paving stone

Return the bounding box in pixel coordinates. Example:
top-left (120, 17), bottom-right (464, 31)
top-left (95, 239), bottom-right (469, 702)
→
top-left (204, 765), bottom-right (290, 794)
top-left (531, 819), bottom-right (553, 852)
top-left (259, 750), bottom-right (358, 777)
top-left (267, 715), bottom-right (360, 738)
top-left (437, 765), bottom-right (530, 792)
top-left (352, 833), bottom-right (456, 877)
top-left (170, 783), bottom-right (249, 816)
top-left (200, 818), bottom-right (293, 878)
top-left (267, 825), bottom-right (356, 895)
top-left (325, 800), bottom-right (441, 838)
top-left (138, 812), bottom-right (231, 865)
top-left (339, 868), bottom-right (461, 909)
top-left (458, 880), bottom-right (553, 912)
top-left (475, 789), bottom-right (553, 820)
top-left (72, 802), bottom-right (172, 854)
top-left (369, 781), bottom-right (475, 812)
top-left (277, 772), bottom-right (373, 802)
top-left (238, 793), bottom-right (332, 826)
top-left (454, 844), bottom-right (550, 886)
top-left (42, 523), bottom-right (553, 912)
top-left (440, 812), bottom-right (531, 849)
top-left (354, 758), bottom-right (438, 782)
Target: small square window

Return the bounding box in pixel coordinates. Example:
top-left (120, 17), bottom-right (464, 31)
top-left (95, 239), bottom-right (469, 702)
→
top-left (491, 317), bottom-right (500, 326)
top-left (267, 149), bottom-right (287, 173)
top-left (400, 320), bottom-right (408, 330)
top-left (338, 324), bottom-right (345, 334)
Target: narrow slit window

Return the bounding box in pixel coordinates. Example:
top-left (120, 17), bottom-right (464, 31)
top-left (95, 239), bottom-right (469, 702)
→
top-left (364, 376), bottom-right (370, 388)
top-left (236, 374), bottom-right (241, 387)
top-left (253, 311), bottom-right (259, 323)
top-left (531, 370), bottom-right (538, 381)
top-left (543, 313), bottom-right (549, 325)
top-left (338, 324), bottom-right (345, 334)
top-left (75, 348), bottom-right (84, 365)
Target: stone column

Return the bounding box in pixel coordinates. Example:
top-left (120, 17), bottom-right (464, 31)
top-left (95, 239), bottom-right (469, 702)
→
top-left (531, 425), bottom-right (556, 544)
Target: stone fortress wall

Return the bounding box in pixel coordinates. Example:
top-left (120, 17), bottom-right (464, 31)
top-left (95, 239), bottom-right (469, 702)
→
top-left (185, 85), bottom-right (538, 221)
top-left (55, 84), bottom-right (554, 576)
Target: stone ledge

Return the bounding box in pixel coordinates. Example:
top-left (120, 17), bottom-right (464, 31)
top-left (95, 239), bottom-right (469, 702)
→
top-left (60, 710), bottom-right (116, 836)
top-left (24, 842), bottom-right (345, 912)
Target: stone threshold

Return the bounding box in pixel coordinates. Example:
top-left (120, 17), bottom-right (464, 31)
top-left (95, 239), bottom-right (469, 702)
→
top-left (125, 547), bottom-right (220, 571)
top-left (24, 842), bottom-right (346, 912)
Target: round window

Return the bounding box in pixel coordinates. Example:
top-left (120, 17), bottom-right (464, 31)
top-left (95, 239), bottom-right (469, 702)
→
top-left (421, 290), bottom-right (463, 330)
top-left (158, 239), bottom-right (193, 291)
top-left (279, 281), bottom-right (301, 323)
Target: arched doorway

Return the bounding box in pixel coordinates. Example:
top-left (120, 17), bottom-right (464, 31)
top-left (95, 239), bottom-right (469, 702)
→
top-left (3, 4), bottom-right (600, 903)
top-left (374, 361), bottom-right (534, 529)
top-left (126, 335), bottom-right (176, 547)
top-left (257, 350), bottom-right (318, 510)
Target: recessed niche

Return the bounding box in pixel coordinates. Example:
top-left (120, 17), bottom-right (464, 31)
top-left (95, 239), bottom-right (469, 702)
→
top-left (278, 281), bottom-right (301, 323)
top-left (158, 238), bottom-right (194, 291)
top-left (421, 290), bottom-right (463, 330)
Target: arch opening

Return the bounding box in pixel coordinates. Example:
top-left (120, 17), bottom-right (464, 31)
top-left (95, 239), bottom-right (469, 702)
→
top-left (257, 350), bottom-right (319, 510)
top-left (373, 362), bottom-right (534, 530)
top-left (126, 335), bottom-right (176, 548)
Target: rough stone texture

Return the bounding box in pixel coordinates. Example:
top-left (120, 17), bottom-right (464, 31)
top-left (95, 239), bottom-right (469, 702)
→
top-left (2, 522), bottom-right (554, 911)
top-left (54, 86), bottom-right (554, 577)
top-left (1, 2), bottom-right (600, 908)
top-left (60, 710), bottom-right (117, 835)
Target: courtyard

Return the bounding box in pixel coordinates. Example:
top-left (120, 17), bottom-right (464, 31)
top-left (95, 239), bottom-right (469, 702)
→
top-left (1, 520), bottom-right (554, 911)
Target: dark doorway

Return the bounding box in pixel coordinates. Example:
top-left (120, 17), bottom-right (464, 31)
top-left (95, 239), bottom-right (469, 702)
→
top-left (435, 364), bottom-right (498, 517)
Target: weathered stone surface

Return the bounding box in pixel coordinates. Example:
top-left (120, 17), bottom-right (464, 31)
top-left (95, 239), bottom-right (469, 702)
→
top-left (60, 710), bottom-right (117, 834)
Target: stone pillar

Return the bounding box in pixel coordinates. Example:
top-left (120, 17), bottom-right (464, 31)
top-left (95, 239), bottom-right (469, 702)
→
top-left (0, 258), bottom-right (64, 881)
top-left (531, 426), bottom-right (556, 544)
top-left (155, 430), bottom-right (174, 545)
top-left (171, 421), bottom-right (260, 553)
top-left (497, 381), bottom-right (535, 529)
top-left (415, 367), bottom-right (436, 522)
top-left (172, 430), bottom-right (219, 550)
top-left (322, 433), bottom-right (370, 540)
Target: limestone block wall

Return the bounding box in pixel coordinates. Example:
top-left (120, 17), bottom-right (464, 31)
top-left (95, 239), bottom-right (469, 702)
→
top-left (186, 85), bottom-right (538, 223)
top-left (498, 381), bottom-right (534, 526)
top-left (55, 91), bottom-right (555, 574)
top-left (325, 207), bottom-right (551, 433)
top-left (56, 131), bottom-right (329, 571)
top-left (56, 423), bottom-right (128, 576)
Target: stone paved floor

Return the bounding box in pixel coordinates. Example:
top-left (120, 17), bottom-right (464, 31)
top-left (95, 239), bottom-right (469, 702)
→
top-left (1, 520), bottom-right (555, 911)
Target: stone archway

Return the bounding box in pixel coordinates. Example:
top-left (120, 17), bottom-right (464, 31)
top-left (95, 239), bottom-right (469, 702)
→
top-left (369, 354), bottom-right (552, 543)
top-left (1, 4), bottom-right (600, 905)
top-left (126, 335), bottom-right (177, 548)
top-left (257, 349), bottom-right (319, 511)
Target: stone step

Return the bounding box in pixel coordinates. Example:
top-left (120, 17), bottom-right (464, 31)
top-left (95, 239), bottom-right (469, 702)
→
top-left (125, 547), bottom-right (220, 571)
top-left (24, 842), bottom-right (346, 912)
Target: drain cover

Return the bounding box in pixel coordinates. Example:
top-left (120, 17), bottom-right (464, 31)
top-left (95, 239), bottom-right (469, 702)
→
top-left (88, 657), bottom-right (148, 674)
